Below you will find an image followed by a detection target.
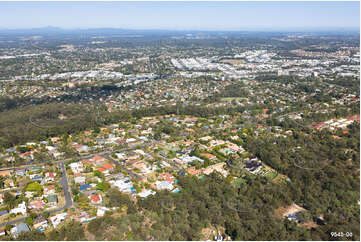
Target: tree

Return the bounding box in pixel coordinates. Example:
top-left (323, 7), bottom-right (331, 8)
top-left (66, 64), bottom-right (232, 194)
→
top-left (25, 216), bottom-right (34, 226)
top-left (3, 192), bottom-right (16, 209)
top-left (16, 231), bottom-right (47, 241)
top-left (4, 224), bottom-right (12, 232)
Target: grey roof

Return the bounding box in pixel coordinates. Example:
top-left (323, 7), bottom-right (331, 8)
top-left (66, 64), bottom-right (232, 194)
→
top-left (14, 223), bottom-right (30, 236)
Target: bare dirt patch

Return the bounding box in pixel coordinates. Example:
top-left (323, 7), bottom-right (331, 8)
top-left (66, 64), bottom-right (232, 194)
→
top-left (300, 221), bottom-right (318, 229)
top-left (275, 202), bottom-right (306, 218)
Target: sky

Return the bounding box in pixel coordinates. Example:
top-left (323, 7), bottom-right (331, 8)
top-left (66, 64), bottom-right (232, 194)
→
top-left (0, 1), bottom-right (360, 31)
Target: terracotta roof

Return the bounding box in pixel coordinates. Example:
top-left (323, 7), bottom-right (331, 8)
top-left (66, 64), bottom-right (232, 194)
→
top-left (102, 163), bottom-right (115, 169)
top-left (187, 167), bottom-right (201, 176)
top-left (200, 153), bottom-right (216, 159)
top-left (91, 195), bottom-right (101, 203)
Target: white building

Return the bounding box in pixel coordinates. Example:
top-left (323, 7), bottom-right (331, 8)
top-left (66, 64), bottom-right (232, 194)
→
top-left (69, 162), bottom-right (83, 173)
top-left (109, 179), bottom-right (133, 193)
top-left (96, 206), bottom-right (110, 217)
top-left (10, 201), bottom-right (27, 216)
top-left (74, 176), bottom-right (86, 184)
top-left (137, 189), bottom-right (156, 198)
top-left (155, 181), bottom-right (174, 191)
top-left (50, 212), bottom-right (68, 228)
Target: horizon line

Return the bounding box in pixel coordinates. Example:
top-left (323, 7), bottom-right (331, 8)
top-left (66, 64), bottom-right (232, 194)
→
top-left (0, 26), bottom-right (360, 32)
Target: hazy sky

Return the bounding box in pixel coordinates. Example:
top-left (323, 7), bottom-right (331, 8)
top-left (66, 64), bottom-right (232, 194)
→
top-left (0, 1), bottom-right (360, 30)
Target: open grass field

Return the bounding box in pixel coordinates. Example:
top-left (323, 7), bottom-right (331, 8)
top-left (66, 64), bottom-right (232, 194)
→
top-left (220, 97), bottom-right (246, 102)
top-left (219, 59), bottom-right (245, 66)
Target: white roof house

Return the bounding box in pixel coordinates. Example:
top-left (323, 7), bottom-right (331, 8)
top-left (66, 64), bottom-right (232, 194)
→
top-left (155, 181), bottom-right (174, 191)
top-left (69, 162), bottom-right (83, 173)
top-left (96, 206), bottom-right (110, 217)
top-left (138, 189), bottom-right (156, 198)
top-left (10, 201), bottom-right (27, 216)
top-left (50, 212), bottom-right (68, 228)
top-left (109, 179), bottom-right (133, 192)
top-left (74, 176), bottom-right (86, 184)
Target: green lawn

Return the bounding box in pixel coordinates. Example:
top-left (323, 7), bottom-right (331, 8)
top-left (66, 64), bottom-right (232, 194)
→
top-left (220, 97), bottom-right (245, 102)
top-left (264, 170), bottom-right (278, 180)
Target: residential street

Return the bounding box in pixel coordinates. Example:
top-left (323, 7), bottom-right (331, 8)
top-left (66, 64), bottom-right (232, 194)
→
top-left (0, 162), bottom-right (72, 227)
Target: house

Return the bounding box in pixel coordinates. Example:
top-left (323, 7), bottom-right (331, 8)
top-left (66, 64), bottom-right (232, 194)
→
top-left (43, 185), bottom-right (55, 195)
top-left (97, 206), bottom-right (110, 217)
top-left (187, 166), bottom-right (201, 176)
top-left (227, 143), bottom-right (245, 153)
top-left (134, 149), bottom-right (146, 156)
top-left (74, 211), bottom-right (95, 223)
top-left (91, 155), bottom-right (106, 165)
top-left (47, 194), bottom-right (58, 207)
top-left (44, 172), bottom-right (56, 182)
top-left (15, 169), bottom-right (27, 177)
top-left (74, 176), bottom-right (86, 184)
top-left (97, 167), bottom-right (109, 176)
top-left (31, 176), bottom-right (42, 182)
top-left (141, 128), bottom-right (152, 135)
top-left (137, 189), bottom-right (156, 198)
top-left (83, 190), bottom-right (97, 197)
top-left (75, 145), bottom-right (89, 153)
top-left (102, 163), bottom-right (115, 171)
top-left (28, 200), bottom-right (45, 209)
top-left (50, 150), bottom-right (63, 158)
top-left (219, 147), bottom-right (236, 156)
top-left (312, 122), bottom-right (325, 129)
top-left (132, 161), bottom-right (145, 169)
top-left (215, 234), bottom-right (223, 241)
top-left (244, 160), bottom-right (262, 173)
top-left (69, 162), bottom-right (83, 173)
top-left (199, 136), bottom-right (213, 142)
top-left (179, 155), bottom-right (204, 164)
top-left (115, 153), bottom-right (126, 160)
top-left (90, 195), bottom-right (102, 204)
top-left (126, 138), bottom-right (136, 143)
top-left (81, 159), bottom-right (93, 166)
top-left (286, 213), bottom-right (300, 223)
top-left (10, 201), bottom-right (27, 216)
top-left (200, 153), bottom-right (217, 160)
top-left (11, 223), bottom-right (30, 238)
top-left (210, 140), bottom-right (225, 147)
top-left (154, 181), bottom-right (174, 191)
top-left (126, 154), bottom-right (139, 161)
top-left (110, 179), bottom-right (133, 193)
top-left (159, 173), bottom-right (175, 183)
top-left (203, 163), bottom-right (228, 177)
top-left (4, 179), bottom-right (14, 188)
top-left (33, 217), bottom-right (48, 231)
top-left (25, 191), bottom-right (35, 199)
top-left (80, 184), bottom-right (91, 191)
top-left (50, 213), bottom-right (68, 228)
